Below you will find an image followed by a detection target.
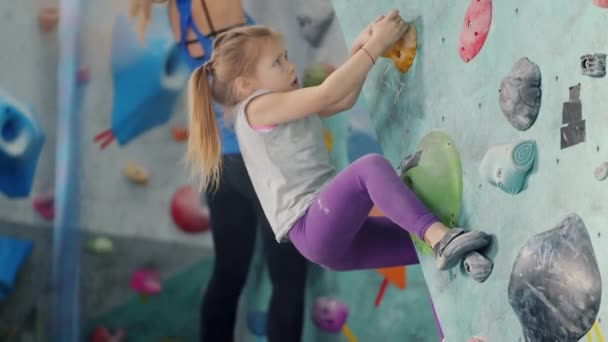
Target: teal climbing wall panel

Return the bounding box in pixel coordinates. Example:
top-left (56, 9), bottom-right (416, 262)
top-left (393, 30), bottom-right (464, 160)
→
top-left (331, 0), bottom-right (608, 341)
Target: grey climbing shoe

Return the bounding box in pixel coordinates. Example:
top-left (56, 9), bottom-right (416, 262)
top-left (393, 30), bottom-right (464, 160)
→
top-left (432, 228), bottom-right (491, 271)
top-left (463, 251), bottom-right (494, 282)
top-left (398, 150), bottom-right (423, 174)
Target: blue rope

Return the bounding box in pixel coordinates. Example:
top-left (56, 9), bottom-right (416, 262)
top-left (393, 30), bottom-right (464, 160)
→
top-left (51, 0), bottom-right (82, 340)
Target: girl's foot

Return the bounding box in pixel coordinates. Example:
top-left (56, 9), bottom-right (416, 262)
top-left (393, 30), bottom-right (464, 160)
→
top-left (432, 228), bottom-right (491, 270)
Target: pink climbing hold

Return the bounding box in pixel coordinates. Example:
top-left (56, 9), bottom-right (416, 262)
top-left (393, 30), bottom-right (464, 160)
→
top-left (37, 7), bottom-right (59, 33)
top-left (32, 193), bottom-right (54, 221)
top-left (89, 326), bottom-right (126, 342)
top-left (130, 269), bottom-right (161, 296)
top-left (459, 0), bottom-right (492, 63)
top-left (170, 185), bottom-right (211, 234)
top-left (593, 0), bottom-right (608, 7)
top-left (77, 66), bottom-right (90, 84)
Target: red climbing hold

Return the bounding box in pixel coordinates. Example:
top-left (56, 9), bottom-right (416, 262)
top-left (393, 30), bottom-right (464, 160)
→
top-left (593, 0), bottom-right (608, 7)
top-left (89, 326), bottom-right (126, 342)
top-left (170, 185), bottom-right (211, 233)
top-left (459, 0), bottom-right (492, 63)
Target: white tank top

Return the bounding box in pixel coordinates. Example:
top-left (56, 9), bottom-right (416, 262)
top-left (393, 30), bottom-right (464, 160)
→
top-left (233, 90), bottom-right (336, 242)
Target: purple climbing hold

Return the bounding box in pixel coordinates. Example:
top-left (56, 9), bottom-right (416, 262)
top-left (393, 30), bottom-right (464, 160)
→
top-left (311, 296), bottom-right (348, 333)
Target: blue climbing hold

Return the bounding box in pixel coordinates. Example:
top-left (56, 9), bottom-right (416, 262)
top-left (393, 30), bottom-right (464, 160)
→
top-left (0, 236), bottom-right (33, 301)
top-left (96, 6), bottom-right (189, 149)
top-left (0, 89), bottom-right (45, 198)
top-left (246, 310), bottom-right (267, 337)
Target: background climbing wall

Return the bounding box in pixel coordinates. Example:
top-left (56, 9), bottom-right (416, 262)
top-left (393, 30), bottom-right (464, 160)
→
top-left (0, 0), bottom-right (443, 341)
top-left (331, 0), bottom-right (608, 341)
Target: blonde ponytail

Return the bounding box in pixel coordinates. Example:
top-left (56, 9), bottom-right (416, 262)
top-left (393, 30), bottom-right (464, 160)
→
top-left (128, 0), bottom-right (170, 43)
top-left (186, 63), bottom-right (223, 192)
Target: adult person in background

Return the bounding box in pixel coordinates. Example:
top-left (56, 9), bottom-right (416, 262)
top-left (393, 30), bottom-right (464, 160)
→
top-left (129, 1), bottom-right (308, 341)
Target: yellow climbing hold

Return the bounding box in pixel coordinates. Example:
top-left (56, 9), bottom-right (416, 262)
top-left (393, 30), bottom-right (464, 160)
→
top-left (381, 23), bottom-right (417, 73)
top-left (323, 128), bottom-right (333, 152)
top-left (123, 161), bottom-right (149, 185)
top-left (341, 324), bottom-right (357, 342)
top-left (587, 322), bottom-right (604, 342)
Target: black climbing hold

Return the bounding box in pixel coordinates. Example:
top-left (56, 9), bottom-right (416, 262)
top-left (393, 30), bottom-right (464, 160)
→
top-left (499, 57), bottom-right (542, 131)
top-left (508, 213), bottom-right (601, 342)
top-left (581, 53), bottom-right (606, 77)
top-left (463, 251), bottom-right (493, 283)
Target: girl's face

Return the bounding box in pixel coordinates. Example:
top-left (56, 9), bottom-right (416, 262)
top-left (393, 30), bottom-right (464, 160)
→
top-left (252, 39), bottom-right (299, 92)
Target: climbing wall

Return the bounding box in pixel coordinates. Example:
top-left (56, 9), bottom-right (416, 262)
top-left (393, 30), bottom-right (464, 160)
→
top-left (0, 0), bottom-right (445, 340)
top-left (331, 0), bottom-right (608, 341)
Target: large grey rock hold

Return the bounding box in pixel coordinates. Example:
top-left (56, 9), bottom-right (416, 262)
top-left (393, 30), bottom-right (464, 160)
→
top-left (499, 57), bottom-right (542, 131)
top-left (508, 213), bottom-right (601, 342)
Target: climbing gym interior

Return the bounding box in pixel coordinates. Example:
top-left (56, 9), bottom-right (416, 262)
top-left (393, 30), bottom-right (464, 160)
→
top-left (0, 0), bottom-right (606, 341)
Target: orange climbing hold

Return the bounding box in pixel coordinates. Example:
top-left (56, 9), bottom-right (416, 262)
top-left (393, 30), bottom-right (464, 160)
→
top-left (37, 7), bottom-right (59, 33)
top-left (171, 125), bottom-right (189, 142)
top-left (381, 24), bottom-right (417, 73)
top-left (323, 128), bottom-right (332, 152)
top-left (369, 206), bottom-right (384, 217)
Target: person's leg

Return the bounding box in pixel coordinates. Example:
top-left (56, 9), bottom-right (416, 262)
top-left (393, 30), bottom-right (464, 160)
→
top-left (199, 156), bottom-right (257, 342)
top-left (235, 153), bottom-right (308, 342)
top-left (289, 153), bottom-right (490, 271)
top-left (289, 154), bottom-right (427, 270)
top-left (260, 214), bottom-right (307, 342)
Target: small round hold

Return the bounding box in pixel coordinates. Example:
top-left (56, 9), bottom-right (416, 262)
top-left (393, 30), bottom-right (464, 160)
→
top-left (595, 161), bottom-right (608, 181)
top-left (463, 251), bottom-right (493, 283)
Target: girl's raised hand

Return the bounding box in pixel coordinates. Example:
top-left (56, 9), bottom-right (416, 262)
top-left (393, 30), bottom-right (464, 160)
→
top-left (365, 9), bottom-right (409, 58)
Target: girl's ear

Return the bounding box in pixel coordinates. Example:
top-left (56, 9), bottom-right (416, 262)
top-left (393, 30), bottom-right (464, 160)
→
top-left (235, 76), bottom-right (253, 98)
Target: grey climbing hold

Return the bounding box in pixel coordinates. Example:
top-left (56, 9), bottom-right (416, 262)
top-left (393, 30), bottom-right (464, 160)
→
top-left (595, 161), bottom-right (608, 181)
top-left (581, 53), bottom-right (606, 77)
top-left (561, 84), bottom-right (586, 149)
top-left (499, 57), bottom-right (542, 131)
top-left (295, 0), bottom-right (335, 47)
top-left (463, 251), bottom-right (493, 283)
top-left (508, 213), bottom-right (601, 342)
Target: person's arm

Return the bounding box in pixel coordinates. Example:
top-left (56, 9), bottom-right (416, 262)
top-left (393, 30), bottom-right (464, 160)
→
top-left (317, 47), bottom-right (370, 118)
top-left (247, 48), bottom-right (377, 126)
top-left (247, 9), bottom-right (407, 126)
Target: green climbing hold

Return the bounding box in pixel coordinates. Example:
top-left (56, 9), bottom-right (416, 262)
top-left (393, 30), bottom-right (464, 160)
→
top-left (84, 236), bottom-right (114, 254)
top-left (402, 131), bottom-right (463, 255)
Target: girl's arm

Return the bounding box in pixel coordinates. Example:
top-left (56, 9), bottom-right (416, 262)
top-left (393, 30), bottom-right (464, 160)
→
top-left (317, 49), bottom-right (369, 118)
top-left (247, 48), bottom-right (377, 126)
top-left (246, 10), bottom-right (407, 126)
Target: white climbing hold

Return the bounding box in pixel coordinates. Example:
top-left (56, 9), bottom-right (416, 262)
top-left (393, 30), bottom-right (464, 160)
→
top-left (595, 161), bottom-right (608, 181)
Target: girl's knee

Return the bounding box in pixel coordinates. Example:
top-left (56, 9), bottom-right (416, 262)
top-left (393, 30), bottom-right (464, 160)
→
top-left (356, 153), bottom-right (393, 172)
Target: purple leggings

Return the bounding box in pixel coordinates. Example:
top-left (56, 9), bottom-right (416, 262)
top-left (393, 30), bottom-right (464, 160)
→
top-left (288, 154), bottom-right (439, 271)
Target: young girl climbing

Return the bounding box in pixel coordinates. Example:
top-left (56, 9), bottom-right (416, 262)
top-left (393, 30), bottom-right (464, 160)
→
top-left (187, 8), bottom-right (493, 273)
top-left (129, 1), bottom-right (308, 341)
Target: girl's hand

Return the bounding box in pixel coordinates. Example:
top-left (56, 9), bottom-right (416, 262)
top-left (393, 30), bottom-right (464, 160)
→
top-left (365, 9), bottom-right (409, 59)
top-left (349, 15), bottom-right (384, 55)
